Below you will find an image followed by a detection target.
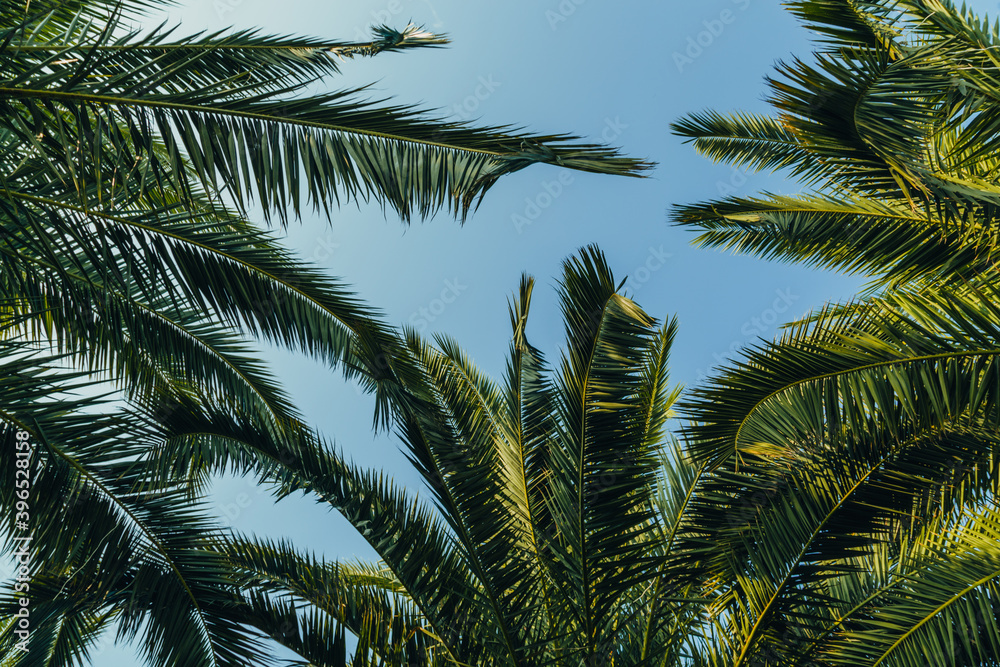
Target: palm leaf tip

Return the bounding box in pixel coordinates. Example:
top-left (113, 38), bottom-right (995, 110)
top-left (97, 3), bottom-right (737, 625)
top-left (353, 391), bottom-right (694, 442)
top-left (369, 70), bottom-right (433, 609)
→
top-left (370, 23), bottom-right (450, 51)
top-left (525, 140), bottom-right (657, 178)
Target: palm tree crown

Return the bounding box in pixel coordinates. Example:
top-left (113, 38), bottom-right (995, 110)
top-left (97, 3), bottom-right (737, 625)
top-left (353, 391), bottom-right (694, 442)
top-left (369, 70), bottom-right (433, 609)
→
top-left (0, 1), bottom-right (650, 663)
top-left (215, 246), bottom-right (707, 666)
top-left (673, 1), bottom-right (1000, 664)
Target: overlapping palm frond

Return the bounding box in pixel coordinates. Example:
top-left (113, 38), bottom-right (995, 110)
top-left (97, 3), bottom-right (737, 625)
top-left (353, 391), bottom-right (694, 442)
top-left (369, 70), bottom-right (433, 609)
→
top-left (682, 279), bottom-right (1000, 467)
top-left (0, 321), bottom-right (470, 666)
top-left (0, 334), bottom-right (267, 666)
top-left (0, 0), bottom-right (650, 430)
top-left (247, 246), bottom-right (704, 666)
top-left (671, 0), bottom-right (1000, 289)
top-left (217, 536), bottom-right (433, 667)
top-left (675, 275), bottom-right (1000, 665)
top-left (0, 244), bottom-right (714, 666)
top-left (0, 0), bottom-right (652, 664)
top-left (671, 5), bottom-right (1000, 665)
top-left (150, 246), bottom-right (703, 665)
top-left (142, 388), bottom-right (494, 665)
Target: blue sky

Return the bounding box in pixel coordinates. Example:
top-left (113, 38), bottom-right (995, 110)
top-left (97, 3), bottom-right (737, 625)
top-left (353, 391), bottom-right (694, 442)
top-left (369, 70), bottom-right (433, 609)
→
top-left (59, 0), bottom-right (1000, 663)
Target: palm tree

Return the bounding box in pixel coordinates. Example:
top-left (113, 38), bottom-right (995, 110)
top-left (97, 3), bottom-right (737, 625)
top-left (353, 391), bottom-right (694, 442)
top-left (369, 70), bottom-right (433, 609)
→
top-left (671, 1), bottom-right (1000, 664)
top-left (0, 0), bottom-right (649, 662)
top-left (179, 246), bottom-right (710, 666)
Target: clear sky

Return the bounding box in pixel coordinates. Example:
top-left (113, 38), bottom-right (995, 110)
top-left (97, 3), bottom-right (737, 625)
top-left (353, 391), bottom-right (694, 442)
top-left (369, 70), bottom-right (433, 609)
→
top-left (72, 0), bottom-right (1000, 663)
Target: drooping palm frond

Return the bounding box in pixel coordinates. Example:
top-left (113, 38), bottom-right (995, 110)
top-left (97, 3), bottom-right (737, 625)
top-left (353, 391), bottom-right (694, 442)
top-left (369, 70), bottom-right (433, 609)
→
top-left (217, 535), bottom-right (433, 667)
top-left (1, 5), bottom-right (651, 226)
top-left (0, 167), bottom-right (411, 426)
top-left (681, 280), bottom-right (1000, 468)
top-left (670, 111), bottom-right (823, 184)
top-left (0, 343), bottom-right (268, 666)
top-left (671, 190), bottom-right (1000, 287)
top-left (0, 315), bottom-right (457, 666)
top-left (139, 394), bottom-right (494, 665)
